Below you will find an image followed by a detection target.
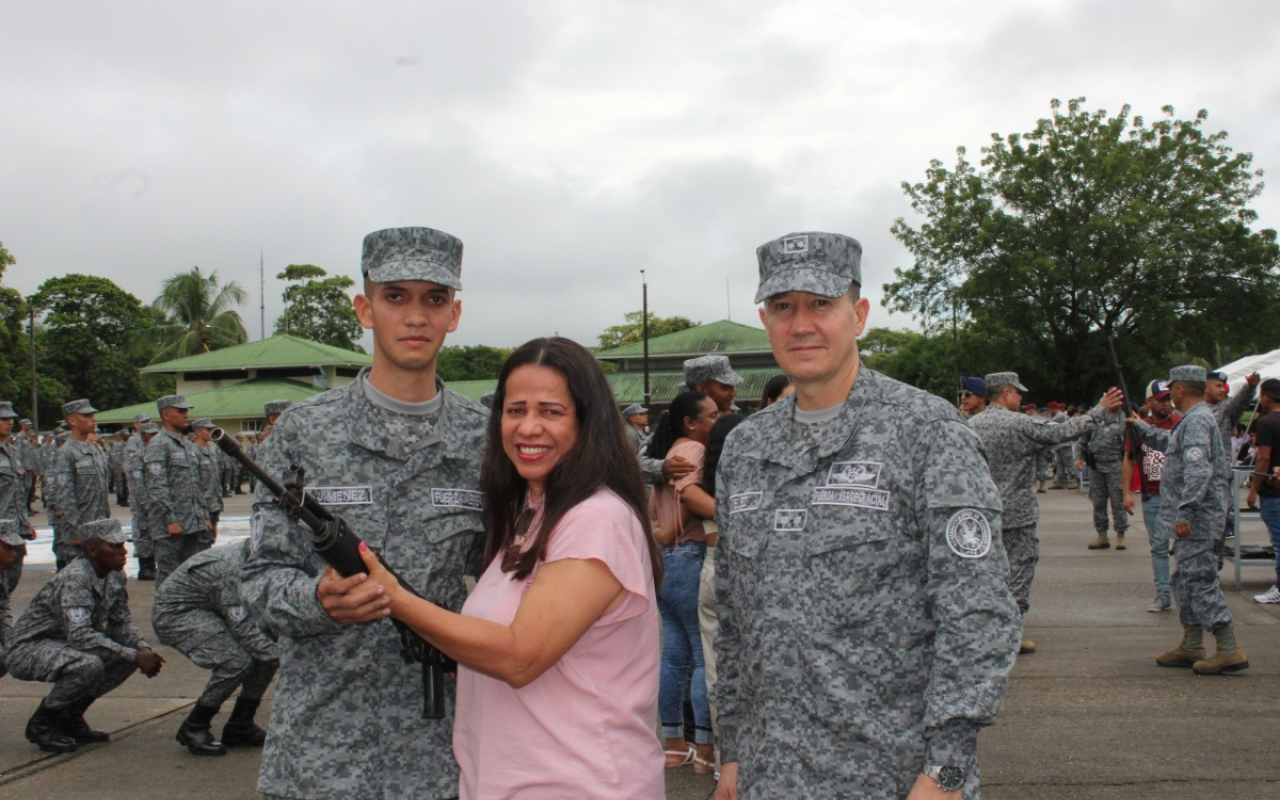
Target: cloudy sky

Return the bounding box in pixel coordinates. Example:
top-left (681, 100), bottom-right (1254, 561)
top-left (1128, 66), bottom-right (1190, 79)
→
top-left (3, 1), bottom-right (1279, 349)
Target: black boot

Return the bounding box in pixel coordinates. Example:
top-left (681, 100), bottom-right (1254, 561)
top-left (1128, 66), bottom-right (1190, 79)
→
top-left (221, 696), bottom-right (268, 747)
top-left (26, 701), bottom-right (79, 753)
top-left (176, 703), bottom-right (226, 756)
top-left (137, 557), bottom-right (157, 581)
top-left (57, 696), bottom-right (110, 743)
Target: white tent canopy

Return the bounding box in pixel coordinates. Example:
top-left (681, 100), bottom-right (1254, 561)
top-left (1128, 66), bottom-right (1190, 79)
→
top-left (1215, 347), bottom-right (1280, 396)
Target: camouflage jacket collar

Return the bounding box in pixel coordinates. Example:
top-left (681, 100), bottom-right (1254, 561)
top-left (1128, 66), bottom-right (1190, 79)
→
top-left (343, 367), bottom-right (471, 462)
top-left (749, 364), bottom-right (879, 468)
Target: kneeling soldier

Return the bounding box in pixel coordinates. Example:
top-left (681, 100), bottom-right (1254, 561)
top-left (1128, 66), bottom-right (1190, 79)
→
top-left (153, 539), bottom-right (281, 756)
top-left (8, 519), bottom-right (165, 752)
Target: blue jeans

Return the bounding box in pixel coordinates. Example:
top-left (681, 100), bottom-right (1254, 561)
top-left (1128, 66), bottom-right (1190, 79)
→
top-left (1260, 496), bottom-right (1280, 587)
top-left (658, 541), bottom-right (712, 744)
top-left (1142, 494), bottom-right (1170, 596)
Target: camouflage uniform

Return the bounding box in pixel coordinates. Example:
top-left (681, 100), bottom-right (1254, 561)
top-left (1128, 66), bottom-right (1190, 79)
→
top-left (153, 540), bottom-right (280, 709)
top-left (1082, 415), bottom-right (1128, 536)
top-left (1134, 402), bottom-right (1233, 631)
top-left (17, 426), bottom-right (37, 506)
top-left (194, 437), bottom-right (223, 550)
top-left (1210, 380), bottom-right (1256, 452)
top-left (970, 401), bottom-right (1110, 614)
top-left (1050, 411), bottom-right (1076, 487)
top-left (124, 433), bottom-right (153, 561)
top-left (144, 427), bottom-right (211, 587)
top-left (49, 438), bottom-right (110, 570)
top-left (0, 519), bottom-right (24, 677)
top-left (0, 431), bottom-right (31, 592)
top-left (107, 439), bottom-right (128, 505)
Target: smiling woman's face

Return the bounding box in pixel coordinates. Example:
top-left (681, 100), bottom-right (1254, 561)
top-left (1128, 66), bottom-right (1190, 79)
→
top-left (501, 364), bottom-right (579, 498)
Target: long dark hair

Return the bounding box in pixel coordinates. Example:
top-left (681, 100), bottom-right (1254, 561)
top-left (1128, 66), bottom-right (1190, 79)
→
top-left (481, 337), bottom-right (662, 587)
top-left (760, 374), bottom-right (791, 407)
top-left (702, 414), bottom-right (743, 497)
top-left (643, 390), bottom-right (710, 461)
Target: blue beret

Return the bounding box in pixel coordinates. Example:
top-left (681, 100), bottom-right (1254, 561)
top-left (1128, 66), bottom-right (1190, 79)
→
top-left (960, 376), bottom-right (987, 397)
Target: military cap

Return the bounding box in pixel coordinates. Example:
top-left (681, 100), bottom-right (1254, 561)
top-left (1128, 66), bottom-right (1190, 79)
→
top-left (56, 432), bottom-right (70, 443)
top-left (362, 227), bottom-right (463, 290)
top-left (0, 518), bottom-right (25, 547)
top-left (19, 418), bottom-right (31, 426)
top-left (683, 355), bottom-right (743, 387)
top-left (960, 376), bottom-right (987, 397)
top-left (156, 395), bottom-right (194, 411)
top-left (133, 412), bottom-right (151, 423)
top-left (754, 231), bottom-right (862, 304)
top-left (192, 417), bottom-right (216, 429)
top-left (140, 422), bottom-right (160, 434)
top-left (264, 399), bottom-right (292, 417)
top-left (984, 372), bottom-right (1029, 392)
top-left (480, 390), bottom-right (496, 409)
top-left (116, 430), bottom-right (130, 438)
top-left (261, 425), bottom-right (273, 434)
top-left (80, 518), bottom-right (130, 545)
top-left (235, 434), bottom-right (244, 439)
top-left (622, 403), bottom-right (648, 417)
top-left (62, 399), bottom-right (98, 416)
top-left (1170, 365), bottom-right (1207, 383)
top-left (1205, 370), bottom-right (1228, 383)
top-left (1023, 403), bottom-right (1038, 411)
top-left (55, 426), bottom-right (66, 433)
top-left (0, 401), bottom-right (18, 419)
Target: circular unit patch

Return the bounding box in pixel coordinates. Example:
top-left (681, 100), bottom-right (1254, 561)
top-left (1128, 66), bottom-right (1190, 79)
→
top-left (1186, 447), bottom-right (1204, 461)
top-left (945, 509), bottom-right (993, 559)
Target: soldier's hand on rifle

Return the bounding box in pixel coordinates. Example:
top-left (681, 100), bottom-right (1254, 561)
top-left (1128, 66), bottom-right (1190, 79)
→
top-left (1098, 387), bottom-right (1124, 413)
top-left (318, 558), bottom-right (393, 625)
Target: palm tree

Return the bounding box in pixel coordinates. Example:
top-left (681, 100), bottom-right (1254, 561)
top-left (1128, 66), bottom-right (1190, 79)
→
top-left (137, 267), bottom-right (249, 363)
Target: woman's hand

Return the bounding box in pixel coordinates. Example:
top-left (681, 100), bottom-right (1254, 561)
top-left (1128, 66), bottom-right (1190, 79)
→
top-left (316, 543), bottom-right (400, 625)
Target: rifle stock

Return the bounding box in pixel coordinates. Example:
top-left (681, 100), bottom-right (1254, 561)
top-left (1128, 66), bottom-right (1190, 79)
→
top-left (1107, 336), bottom-right (1150, 503)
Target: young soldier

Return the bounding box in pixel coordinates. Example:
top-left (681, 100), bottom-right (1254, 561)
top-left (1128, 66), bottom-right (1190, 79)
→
top-left (153, 539), bottom-right (281, 756)
top-left (1080, 406), bottom-right (1129, 550)
top-left (240, 227), bottom-right (489, 800)
top-left (126, 419), bottom-right (159, 580)
top-left (0, 402), bottom-right (36, 592)
top-left (192, 418), bottom-right (223, 549)
top-left (957, 376), bottom-right (987, 419)
top-left (684, 355), bottom-right (742, 413)
top-left (7, 518), bottom-right (164, 752)
top-left (622, 402), bottom-right (649, 453)
top-left (17, 417), bottom-right (37, 513)
top-left (50, 400), bottom-right (110, 571)
top-left (712, 232), bottom-right (1021, 800)
top-left (144, 396), bottom-right (212, 586)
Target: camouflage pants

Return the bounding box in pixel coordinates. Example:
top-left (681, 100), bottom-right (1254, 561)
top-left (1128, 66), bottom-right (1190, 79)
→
top-left (155, 610), bottom-right (278, 708)
top-left (53, 524), bottom-right (82, 571)
top-left (3, 542), bottom-right (25, 593)
top-left (6, 640), bottom-right (138, 709)
top-left (1089, 460), bottom-right (1128, 534)
top-left (130, 506), bottom-right (153, 559)
top-left (1003, 524), bottom-right (1039, 616)
top-left (1173, 537), bottom-right (1232, 632)
top-left (1054, 448), bottom-right (1074, 486)
top-left (153, 532), bottom-right (206, 588)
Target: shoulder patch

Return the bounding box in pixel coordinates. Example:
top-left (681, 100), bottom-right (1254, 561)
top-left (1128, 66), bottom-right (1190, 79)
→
top-left (226, 605), bottom-right (247, 622)
top-left (67, 606), bottom-right (91, 624)
top-left (945, 509), bottom-right (993, 559)
top-left (1186, 446), bottom-right (1205, 461)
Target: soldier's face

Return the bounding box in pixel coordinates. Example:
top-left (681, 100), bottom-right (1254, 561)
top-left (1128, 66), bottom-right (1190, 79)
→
top-left (959, 391), bottom-right (985, 413)
top-left (67, 413), bottom-right (96, 436)
top-left (86, 540), bottom-right (128, 573)
top-left (630, 413), bottom-right (649, 429)
top-left (1205, 379), bottom-right (1226, 402)
top-left (161, 407), bottom-right (189, 430)
top-left (196, 428), bottom-right (212, 443)
top-left (355, 281), bottom-right (460, 374)
top-left (501, 364), bottom-right (579, 498)
top-left (0, 418), bottom-right (10, 436)
top-left (0, 542), bottom-right (14, 571)
top-left (694, 381), bottom-right (736, 413)
top-left (760, 290), bottom-right (868, 386)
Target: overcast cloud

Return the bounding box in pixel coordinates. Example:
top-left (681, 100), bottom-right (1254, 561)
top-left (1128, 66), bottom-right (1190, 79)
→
top-left (3, 0), bottom-right (1279, 349)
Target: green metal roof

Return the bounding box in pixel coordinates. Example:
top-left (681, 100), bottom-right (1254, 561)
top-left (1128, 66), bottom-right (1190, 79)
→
top-left (437, 368), bottom-right (784, 408)
top-left (595, 320), bottom-right (770, 359)
top-left (445, 379), bottom-right (499, 404)
top-left (94, 378), bottom-right (329, 425)
top-left (142, 335), bottom-right (371, 374)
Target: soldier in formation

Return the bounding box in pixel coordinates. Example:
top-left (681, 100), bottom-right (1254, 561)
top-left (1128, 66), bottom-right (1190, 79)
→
top-left (622, 402), bottom-right (648, 453)
top-left (0, 402), bottom-right (36, 591)
top-left (969, 372), bottom-right (1122, 654)
top-left (153, 539), bottom-right (280, 756)
top-left (50, 400), bottom-right (110, 571)
top-left (17, 417), bottom-right (37, 514)
top-left (192, 418), bottom-right (223, 548)
top-left (712, 232), bottom-right (1021, 800)
top-left (108, 430), bottom-right (130, 506)
top-left (1081, 406), bottom-right (1129, 550)
top-left (1047, 403), bottom-right (1077, 490)
top-left (125, 415), bottom-right (158, 579)
top-left (145, 395), bottom-right (212, 586)
top-left (1131, 366), bottom-right (1248, 675)
top-left (7, 518), bottom-right (165, 752)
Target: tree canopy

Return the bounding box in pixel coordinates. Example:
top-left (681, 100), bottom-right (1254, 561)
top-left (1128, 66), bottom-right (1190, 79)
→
top-left (597, 311), bottom-right (700, 350)
top-left (436, 345), bottom-right (513, 381)
top-left (275, 264), bottom-right (364, 352)
top-left (885, 98), bottom-right (1280, 400)
top-left (139, 267), bottom-right (248, 363)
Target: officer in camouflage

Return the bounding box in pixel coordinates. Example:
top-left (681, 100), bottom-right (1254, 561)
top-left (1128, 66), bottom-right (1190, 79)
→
top-left (970, 374), bottom-right (1122, 654)
top-left (1206, 369), bottom-right (1259, 451)
top-left (0, 518), bottom-right (26, 679)
top-left (7, 519), bottom-right (165, 752)
top-left (126, 416), bottom-right (158, 579)
top-left (144, 395), bottom-right (212, 587)
top-left (1129, 365), bottom-right (1247, 675)
top-left (0, 402), bottom-right (36, 592)
top-left (50, 400), bottom-right (110, 571)
top-left (1081, 410), bottom-right (1129, 550)
top-left (154, 539), bottom-right (281, 756)
top-left (264, 399), bottom-right (292, 426)
top-left (17, 417), bottom-right (37, 513)
top-left (192, 418), bottom-right (223, 549)
top-left (241, 226), bottom-right (488, 800)
top-left (107, 430), bottom-right (129, 506)
top-left (712, 232), bottom-right (1021, 800)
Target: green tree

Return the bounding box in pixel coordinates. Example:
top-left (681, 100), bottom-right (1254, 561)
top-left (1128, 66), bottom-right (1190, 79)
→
top-left (597, 312), bottom-right (700, 350)
top-left (29, 274), bottom-right (154, 413)
top-left (886, 98), bottom-right (1280, 400)
top-left (138, 267), bottom-right (248, 363)
top-left (436, 345), bottom-right (514, 381)
top-left (274, 264), bottom-right (364, 352)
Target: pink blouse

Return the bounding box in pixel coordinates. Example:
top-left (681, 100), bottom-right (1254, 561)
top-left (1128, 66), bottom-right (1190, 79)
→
top-left (453, 488), bottom-right (664, 800)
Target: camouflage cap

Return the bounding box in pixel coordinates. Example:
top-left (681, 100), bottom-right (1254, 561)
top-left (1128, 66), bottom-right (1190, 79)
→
top-left (362, 227), bottom-right (463, 290)
top-left (139, 422), bottom-right (160, 434)
top-left (984, 372), bottom-right (1029, 392)
top-left (0, 401), bottom-right (17, 419)
top-left (1170, 365), bottom-right (1207, 383)
top-left (80, 518), bottom-right (129, 545)
top-left (133, 412), bottom-right (151, 424)
top-left (116, 430), bottom-right (129, 438)
top-left (19, 418), bottom-right (32, 425)
top-left (683, 355), bottom-right (743, 387)
top-left (264, 399), bottom-right (292, 417)
top-left (62, 399), bottom-right (98, 416)
top-left (0, 518), bottom-right (25, 547)
top-left (56, 432), bottom-right (70, 443)
top-left (754, 231), bottom-right (862, 304)
top-left (622, 403), bottom-right (648, 417)
top-left (192, 417), bottom-right (216, 429)
top-left (479, 390), bottom-right (496, 409)
top-left (156, 395), bottom-right (194, 411)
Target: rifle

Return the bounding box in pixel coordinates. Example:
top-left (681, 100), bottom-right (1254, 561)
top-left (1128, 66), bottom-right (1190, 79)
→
top-left (210, 427), bottom-right (451, 719)
top-left (1107, 335), bottom-right (1150, 503)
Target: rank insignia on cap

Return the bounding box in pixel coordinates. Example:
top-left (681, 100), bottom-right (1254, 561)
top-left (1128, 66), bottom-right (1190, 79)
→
top-left (945, 509), bottom-right (993, 559)
top-left (783, 234), bottom-right (809, 253)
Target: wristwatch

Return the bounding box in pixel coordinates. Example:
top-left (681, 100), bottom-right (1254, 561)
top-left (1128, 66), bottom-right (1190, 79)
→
top-left (923, 764), bottom-right (965, 792)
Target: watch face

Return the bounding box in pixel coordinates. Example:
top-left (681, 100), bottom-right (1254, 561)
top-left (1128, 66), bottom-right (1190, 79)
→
top-left (938, 765), bottom-right (965, 792)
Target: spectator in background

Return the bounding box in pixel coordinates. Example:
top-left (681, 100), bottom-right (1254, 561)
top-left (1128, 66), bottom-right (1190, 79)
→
top-left (1123, 380), bottom-right (1181, 612)
top-left (959, 376), bottom-right (988, 419)
top-left (758, 375), bottom-right (793, 408)
top-left (621, 403), bottom-right (650, 454)
top-left (1246, 379), bottom-right (1280, 604)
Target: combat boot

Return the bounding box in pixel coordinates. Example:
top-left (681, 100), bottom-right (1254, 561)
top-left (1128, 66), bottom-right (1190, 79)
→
top-left (220, 696), bottom-right (268, 747)
top-left (176, 703), bottom-right (227, 756)
top-left (137, 556), bottom-right (157, 581)
top-left (1156, 625), bottom-right (1205, 668)
top-left (1087, 533), bottom-right (1111, 550)
top-left (25, 701), bottom-right (79, 753)
top-left (1019, 639), bottom-right (1036, 655)
top-left (57, 696), bottom-right (110, 743)
top-left (1193, 625), bottom-right (1249, 675)
top-left (1115, 532), bottom-right (1127, 551)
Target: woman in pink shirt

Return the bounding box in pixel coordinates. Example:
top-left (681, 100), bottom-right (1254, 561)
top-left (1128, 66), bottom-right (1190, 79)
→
top-left (342, 337), bottom-right (665, 800)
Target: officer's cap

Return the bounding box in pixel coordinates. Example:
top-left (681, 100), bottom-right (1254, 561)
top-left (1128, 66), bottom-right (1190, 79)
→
top-left (960, 376), bottom-right (987, 397)
top-left (80, 518), bottom-right (130, 545)
top-left (1205, 370), bottom-right (1229, 383)
top-left (62, 399), bottom-right (98, 416)
top-left (133, 413), bottom-right (151, 424)
top-left (362, 227), bottom-right (463, 290)
top-left (984, 372), bottom-right (1028, 392)
top-left (0, 518), bottom-right (25, 547)
top-left (683, 355), bottom-right (743, 388)
top-left (156, 395), bottom-right (194, 411)
top-left (192, 417), bottom-right (216, 429)
top-left (264, 399), bottom-right (292, 417)
top-left (754, 231), bottom-right (861, 304)
top-left (140, 422), bottom-right (160, 434)
top-left (1169, 365), bottom-right (1207, 384)
top-left (622, 403), bottom-right (648, 417)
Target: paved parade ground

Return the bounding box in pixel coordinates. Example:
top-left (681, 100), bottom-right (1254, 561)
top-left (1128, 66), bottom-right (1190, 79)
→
top-left (3, 490), bottom-right (1279, 799)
